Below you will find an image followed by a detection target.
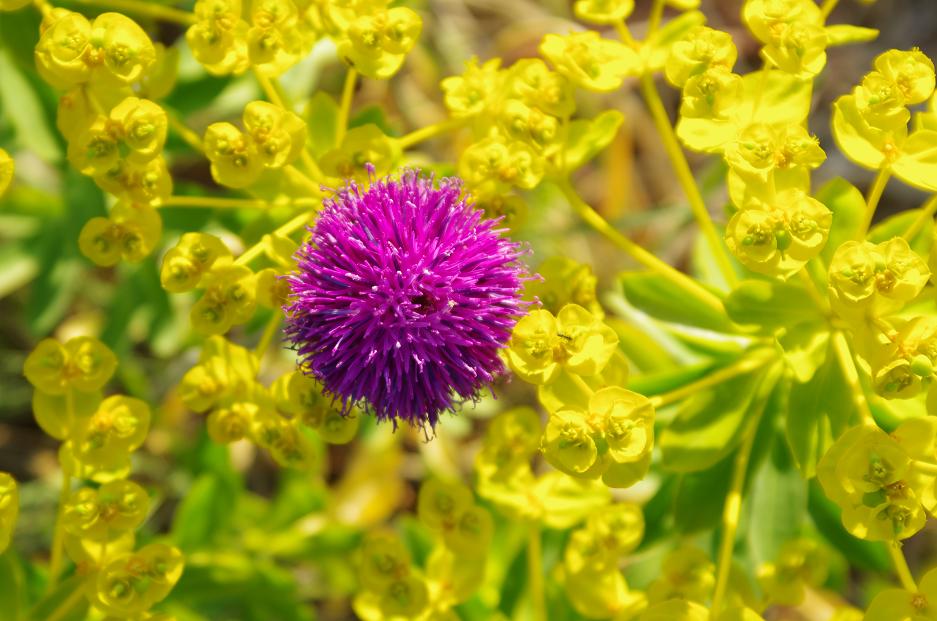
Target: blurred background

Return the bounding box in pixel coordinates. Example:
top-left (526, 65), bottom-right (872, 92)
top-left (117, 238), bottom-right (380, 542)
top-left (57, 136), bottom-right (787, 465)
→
top-left (1, 0), bottom-right (936, 618)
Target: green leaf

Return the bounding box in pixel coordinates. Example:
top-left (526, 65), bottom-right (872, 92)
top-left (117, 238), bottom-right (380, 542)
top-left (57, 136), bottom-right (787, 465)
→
top-left (349, 105), bottom-right (397, 136)
top-left (724, 279), bottom-right (821, 331)
top-left (171, 473), bottom-right (238, 551)
top-left (779, 322), bottom-right (830, 383)
top-left (25, 574), bottom-right (89, 621)
top-left (824, 24), bottom-right (879, 47)
top-left (660, 363), bottom-right (777, 472)
top-left (816, 177), bottom-right (866, 265)
top-left (0, 552), bottom-right (26, 621)
top-left (167, 553), bottom-right (314, 621)
top-left (738, 70), bottom-right (812, 126)
top-left (619, 272), bottom-right (733, 333)
top-left (0, 243), bottom-right (38, 300)
top-left (607, 318), bottom-right (678, 373)
top-left (673, 453), bottom-right (733, 533)
top-left (892, 129), bottom-right (937, 192)
top-left (786, 343), bottom-right (850, 477)
top-left (747, 437), bottom-right (807, 565)
top-left (304, 91), bottom-right (339, 158)
top-left (867, 208), bottom-right (933, 256)
top-left (536, 472), bottom-right (611, 529)
top-left (628, 361), bottom-right (714, 397)
top-left (0, 48), bottom-right (61, 163)
top-left (563, 110), bottom-right (623, 172)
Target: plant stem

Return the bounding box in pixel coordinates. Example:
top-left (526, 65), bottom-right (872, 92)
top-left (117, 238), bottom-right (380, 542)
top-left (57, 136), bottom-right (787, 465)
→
top-left (912, 460), bottom-right (937, 477)
top-left (820, 0), bottom-right (841, 18)
top-left (862, 168), bottom-right (891, 233)
top-left (569, 372), bottom-right (595, 396)
top-left (285, 166), bottom-right (323, 196)
top-left (647, 0), bottom-right (664, 37)
top-left (48, 390), bottom-right (76, 592)
top-left (63, 0), bottom-right (195, 25)
top-left (710, 393), bottom-right (765, 617)
top-left (649, 351), bottom-right (770, 409)
top-left (335, 68), bottom-right (358, 147)
top-left (44, 580), bottom-right (87, 621)
top-left (888, 543), bottom-right (917, 592)
top-left (168, 115), bottom-right (204, 151)
top-left (638, 74), bottom-right (738, 288)
top-left (161, 196), bottom-right (270, 210)
top-left (397, 118), bottom-right (462, 150)
top-left (254, 69), bottom-right (286, 109)
top-left (832, 331), bottom-right (875, 425)
top-left (614, 19), bottom-right (635, 46)
top-left (254, 313), bottom-right (282, 361)
top-left (902, 194), bottom-right (937, 241)
top-left (33, 0), bottom-right (53, 18)
top-left (236, 212), bottom-right (311, 266)
top-left (300, 150), bottom-right (326, 183)
top-left (527, 524), bottom-right (547, 621)
top-left (557, 178), bottom-right (727, 317)
top-left (797, 268), bottom-right (829, 314)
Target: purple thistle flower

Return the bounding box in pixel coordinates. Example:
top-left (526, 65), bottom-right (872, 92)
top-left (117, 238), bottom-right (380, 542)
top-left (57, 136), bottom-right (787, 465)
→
top-left (284, 167), bottom-right (528, 431)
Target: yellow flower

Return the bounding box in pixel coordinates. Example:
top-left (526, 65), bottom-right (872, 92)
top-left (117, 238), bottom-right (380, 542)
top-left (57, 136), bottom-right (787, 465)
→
top-left (539, 31), bottom-right (639, 92)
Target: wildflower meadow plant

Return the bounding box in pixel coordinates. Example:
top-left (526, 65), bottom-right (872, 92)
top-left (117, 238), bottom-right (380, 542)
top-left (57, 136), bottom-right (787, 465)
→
top-left (3, 0), bottom-right (937, 620)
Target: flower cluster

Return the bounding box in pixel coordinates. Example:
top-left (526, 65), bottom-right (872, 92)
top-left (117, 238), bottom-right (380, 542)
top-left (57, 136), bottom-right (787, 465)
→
top-left (186, 0), bottom-right (421, 79)
top-left (22, 336), bottom-right (183, 616)
top-left (818, 420), bottom-right (937, 541)
top-left (203, 100), bottom-right (306, 189)
top-left (833, 49), bottom-right (937, 191)
top-left (506, 293), bottom-right (654, 487)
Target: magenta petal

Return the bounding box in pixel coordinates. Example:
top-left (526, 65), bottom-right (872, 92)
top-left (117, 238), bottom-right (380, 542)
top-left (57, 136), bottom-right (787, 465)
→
top-left (284, 168), bottom-right (528, 431)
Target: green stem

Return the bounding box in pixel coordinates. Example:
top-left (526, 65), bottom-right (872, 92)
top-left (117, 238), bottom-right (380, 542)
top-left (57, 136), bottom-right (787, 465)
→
top-left (44, 580), bottom-right (87, 621)
top-left (647, 0), bottom-right (664, 37)
top-left (797, 267), bottom-right (829, 315)
top-left (527, 524), bottom-right (546, 621)
top-left (168, 115), bottom-right (204, 152)
top-left (902, 194), bottom-right (937, 241)
top-left (832, 331), bottom-right (875, 426)
top-left (614, 19), bottom-right (635, 46)
top-left (862, 168), bottom-right (891, 234)
top-left (820, 0), bottom-right (840, 18)
top-left (710, 394), bottom-right (764, 617)
top-left (649, 351), bottom-right (770, 409)
top-left (254, 69), bottom-right (287, 109)
top-left (47, 390), bottom-right (75, 592)
top-left (638, 74), bottom-right (738, 288)
top-left (912, 460), bottom-right (937, 477)
top-left (161, 196), bottom-right (267, 210)
top-left (888, 543), bottom-right (917, 592)
top-left (33, 0), bottom-right (53, 18)
top-left (235, 212), bottom-right (311, 266)
top-left (557, 178), bottom-right (727, 317)
top-left (397, 118), bottom-right (462, 150)
top-left (62, 0), bottom-right (195, 24)
top-left (335, 68), bottom-right (358, 147)
top-left (253, 313), bottom-right (282, 362)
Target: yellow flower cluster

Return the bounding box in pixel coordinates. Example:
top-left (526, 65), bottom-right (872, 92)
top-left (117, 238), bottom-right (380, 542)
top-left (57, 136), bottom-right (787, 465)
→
top-left (505, 293), bottom-right (653, 487)
top-left (23, 336), bottom-right (184, 615)
top-left (833, 49), bottom-right (936, 189)
top-left (204, 100), bottom-right (306, 188)
top-left (818, 419), bottom-right (937, 541)
top-left (186, 0), bottom-right (421, 79)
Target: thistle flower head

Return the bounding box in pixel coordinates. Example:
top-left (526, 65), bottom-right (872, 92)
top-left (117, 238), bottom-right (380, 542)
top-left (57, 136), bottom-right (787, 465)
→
top-left (285, 167), bottom-right (527, 431)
